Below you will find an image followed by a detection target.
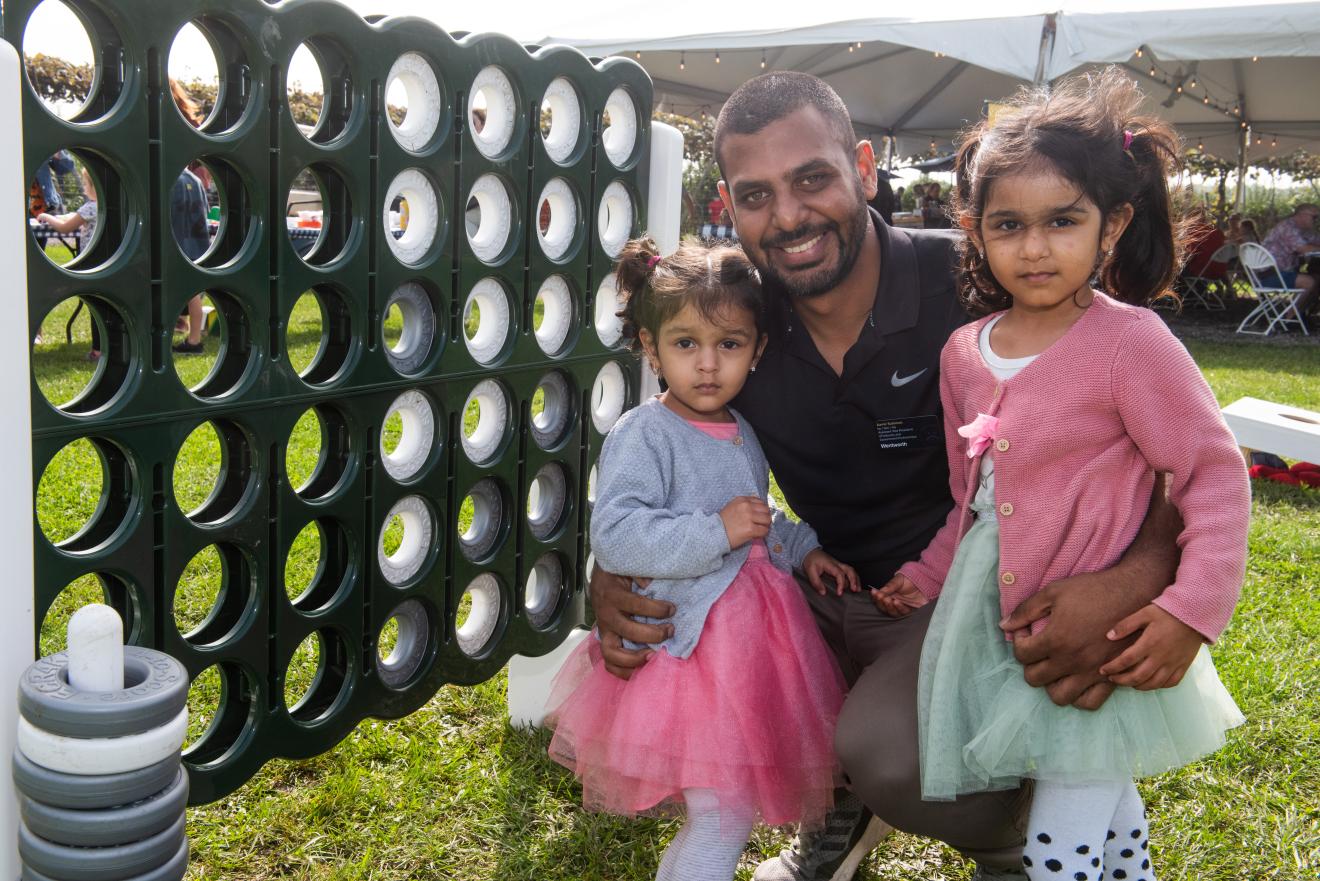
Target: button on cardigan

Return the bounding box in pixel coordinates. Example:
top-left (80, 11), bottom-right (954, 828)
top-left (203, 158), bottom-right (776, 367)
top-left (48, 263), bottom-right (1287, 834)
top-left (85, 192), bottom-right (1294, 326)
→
top-left (899, 293), bottom-right (1250, 643)
top-left (590, 397), bottom-right (821, 659)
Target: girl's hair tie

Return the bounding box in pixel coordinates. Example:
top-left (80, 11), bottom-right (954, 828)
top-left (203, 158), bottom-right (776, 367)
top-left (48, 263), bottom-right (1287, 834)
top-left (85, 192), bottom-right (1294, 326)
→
top-left (1122, 130), bottom-right (1134, 151)
top-left (646, 255), bottom-right (662, 269)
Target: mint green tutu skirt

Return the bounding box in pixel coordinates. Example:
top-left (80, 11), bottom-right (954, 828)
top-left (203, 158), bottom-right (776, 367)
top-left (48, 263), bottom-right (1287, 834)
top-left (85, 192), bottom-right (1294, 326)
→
top-left (917, 476), bottom-right (1245, 802)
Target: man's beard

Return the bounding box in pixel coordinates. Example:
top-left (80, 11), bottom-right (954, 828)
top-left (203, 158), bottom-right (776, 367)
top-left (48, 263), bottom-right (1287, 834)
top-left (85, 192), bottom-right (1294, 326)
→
top-left (755, 195), bottom-right (869, 300)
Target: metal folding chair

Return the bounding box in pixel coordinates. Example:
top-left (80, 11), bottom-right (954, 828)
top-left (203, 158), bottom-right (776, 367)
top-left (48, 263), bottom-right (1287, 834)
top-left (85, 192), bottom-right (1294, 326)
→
top-left (1237, 243), bottom-right (1310, 336)
top-left (1181, 242), bottom-right (1235, 311)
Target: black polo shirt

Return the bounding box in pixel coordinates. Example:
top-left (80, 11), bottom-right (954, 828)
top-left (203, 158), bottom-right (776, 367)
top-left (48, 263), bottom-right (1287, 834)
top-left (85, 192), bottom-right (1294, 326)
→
top-left (733, 210), bottom-right (969, 588)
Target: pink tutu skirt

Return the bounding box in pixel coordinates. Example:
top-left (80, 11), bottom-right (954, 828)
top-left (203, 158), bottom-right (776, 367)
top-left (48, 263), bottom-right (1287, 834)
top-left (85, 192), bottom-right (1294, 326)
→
top-left (545, 559), bottom-right (846, 828)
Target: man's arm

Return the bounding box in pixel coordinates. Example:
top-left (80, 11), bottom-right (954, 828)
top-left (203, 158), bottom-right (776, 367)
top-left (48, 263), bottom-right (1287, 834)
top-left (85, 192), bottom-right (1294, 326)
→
top-left (589, 565), bottom-right (674, 680)
top-left (1000, 475), bottom-right (1181, 709)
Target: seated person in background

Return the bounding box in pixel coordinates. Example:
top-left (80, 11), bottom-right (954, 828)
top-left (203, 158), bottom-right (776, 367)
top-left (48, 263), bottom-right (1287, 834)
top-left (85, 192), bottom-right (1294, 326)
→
top-left (1183, 206), bottom-right (1230, 284)
top-left (1260, 203), bottom-right (1320, 321)
top-left (1240, 218), bottom-right (1260, 244)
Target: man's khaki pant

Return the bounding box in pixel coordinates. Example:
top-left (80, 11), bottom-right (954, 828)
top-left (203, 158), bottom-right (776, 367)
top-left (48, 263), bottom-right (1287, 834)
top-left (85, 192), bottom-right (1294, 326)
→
top-left (798, 580), bottom-right (1031, 872)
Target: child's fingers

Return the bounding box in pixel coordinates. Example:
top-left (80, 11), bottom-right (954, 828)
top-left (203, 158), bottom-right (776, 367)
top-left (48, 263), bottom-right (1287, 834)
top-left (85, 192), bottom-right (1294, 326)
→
top-left (806, 566), bottom-right (827, 596)
top-left (1107, 656), bottom-right (1159, 688)
top-left (1098, 639), bottom-right (1148, 677)
top-left (844, 566), bottom-right (860, 594)
top-left (1106, 606), bottom-right (1155, 642)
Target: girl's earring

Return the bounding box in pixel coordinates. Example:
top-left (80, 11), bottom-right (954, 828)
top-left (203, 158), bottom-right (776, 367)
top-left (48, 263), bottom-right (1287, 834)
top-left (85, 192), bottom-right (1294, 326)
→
top-left (750, 362), bottom-right (758, 374)
top-left (1106, 247), bottom-right (1115, 258)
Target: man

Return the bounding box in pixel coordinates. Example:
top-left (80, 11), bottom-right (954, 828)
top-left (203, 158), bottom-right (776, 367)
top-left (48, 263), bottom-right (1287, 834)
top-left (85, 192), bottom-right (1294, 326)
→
top-left (590, 72), bottom-right (1177, 881)
top-left (1260, 203), bottom-right (1320, 324)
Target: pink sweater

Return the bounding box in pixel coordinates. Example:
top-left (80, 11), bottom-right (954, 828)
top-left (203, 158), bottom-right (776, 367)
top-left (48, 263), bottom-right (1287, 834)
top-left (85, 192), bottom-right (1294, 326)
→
top-left (898, 293), bottom-right (1250, 642)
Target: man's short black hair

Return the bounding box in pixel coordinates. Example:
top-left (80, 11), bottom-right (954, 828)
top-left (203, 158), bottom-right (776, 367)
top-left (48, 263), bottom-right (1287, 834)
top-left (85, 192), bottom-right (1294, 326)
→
top-left (714, 72), bottom-right (856, 175)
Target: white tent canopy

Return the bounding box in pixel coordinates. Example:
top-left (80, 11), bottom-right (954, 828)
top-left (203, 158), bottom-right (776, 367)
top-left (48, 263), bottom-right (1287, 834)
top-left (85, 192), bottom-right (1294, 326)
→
top-left (341, 1), bottom-right (1320, 166)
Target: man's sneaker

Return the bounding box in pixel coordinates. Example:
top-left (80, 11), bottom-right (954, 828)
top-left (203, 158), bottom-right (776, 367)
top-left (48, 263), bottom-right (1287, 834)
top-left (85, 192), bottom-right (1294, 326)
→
top-left (752, 791), bottom-right (892, 881)
top-left (970, 867), bottom-right (1028, 880)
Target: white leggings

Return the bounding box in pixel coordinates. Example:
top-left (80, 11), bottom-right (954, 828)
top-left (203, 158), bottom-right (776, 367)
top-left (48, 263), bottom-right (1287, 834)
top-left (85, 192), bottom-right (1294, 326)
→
top-left (1023, 779), bottom-right (1156, 881)
top-left (655, 789), bottom-right (756, 881)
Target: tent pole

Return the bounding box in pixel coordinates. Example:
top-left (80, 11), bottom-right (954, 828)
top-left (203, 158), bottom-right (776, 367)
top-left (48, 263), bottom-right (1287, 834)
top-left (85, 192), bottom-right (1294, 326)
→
top-left (1235, 125), bottom-right (1249, 210)
top-left (886, 132), bottom-right (895, 172)
top-left (1033, 13), bottom-right (1057, 86)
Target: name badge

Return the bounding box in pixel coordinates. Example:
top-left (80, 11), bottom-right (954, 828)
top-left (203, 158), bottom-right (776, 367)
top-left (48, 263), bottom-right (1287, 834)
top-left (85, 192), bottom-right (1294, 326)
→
top-left (875, 415), bottom-right (943, 450)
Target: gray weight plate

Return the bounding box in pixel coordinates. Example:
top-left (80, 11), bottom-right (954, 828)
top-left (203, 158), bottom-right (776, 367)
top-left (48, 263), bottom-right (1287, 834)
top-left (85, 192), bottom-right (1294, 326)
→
top-left (22, 837), bottom-right (189, 881)
top-left (12, 750), bottom-right (179, 810)
top-left (20, 647), bottom-right (189, 739)
top-left (21, 766), bottom-right (188, 847)
top-left (19, 812), bottom-right (185, 881)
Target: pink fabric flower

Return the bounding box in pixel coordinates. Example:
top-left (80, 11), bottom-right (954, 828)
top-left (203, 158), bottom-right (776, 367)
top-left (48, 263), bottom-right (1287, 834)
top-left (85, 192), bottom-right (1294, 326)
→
top-left (957, 413), bottom-right (1000, 458)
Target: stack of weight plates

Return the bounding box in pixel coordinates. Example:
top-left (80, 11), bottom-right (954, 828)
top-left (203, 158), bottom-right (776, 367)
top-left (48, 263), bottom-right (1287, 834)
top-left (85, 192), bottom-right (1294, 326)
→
top-left (14, 647), bottom-right (191, 881)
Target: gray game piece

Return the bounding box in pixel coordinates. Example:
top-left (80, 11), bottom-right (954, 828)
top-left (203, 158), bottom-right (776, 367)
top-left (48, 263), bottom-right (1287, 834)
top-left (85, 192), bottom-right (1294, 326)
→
top-left (12, 750), bottom-right (180, 810)
top-left (19, 647), bottom-right (189, 738)
top-left (19, 811), bottom-right (185, 881)
top-left (21, 766), bottom-right (188, 847)
top-left (22, 837), bottom-right (188, 881)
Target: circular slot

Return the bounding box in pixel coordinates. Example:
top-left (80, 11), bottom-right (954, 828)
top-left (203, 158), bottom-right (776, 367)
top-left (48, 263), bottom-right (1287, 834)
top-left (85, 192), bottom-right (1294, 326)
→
top-left (530, 371), bottom-right (575, 450)
top-left (284, 628), bottom-right (351, 723)
top-left (386, 52), bottom-right (443, 152)
top-left (597, 180), bottom-right (634, 258)
top-left (602, 87), bottom-right (639, 168)
top-left (174, 543), bottom-right (253, 647)
top-left (184, 662), bottom-right (257, 765)
top-left (533, 275), bottom-right (575, 356)
top-left (38, 574), bottom-right (135, 657)
top-left (460, 379), bottom-right (511, 465)
top-left (22, 0), bottom-right (121, 124)
top-left (463, 278), bottom-right (512, 365)
top-left (458, 478), bottom-right (507, 563)
top-left (378, 495), bottom-right (435, 586)
top-left (383, 169), bottom-right (440, 266)
top-left (380, 390), bottom-right (437, 482)
top-left (464, 174), bottom-right (515, 265)
top-left (289, 40), bottom-right (352, 143)
top-left (526, 462), bottom-right (569, 541)
top-left (36, 437), bottom-right (134, 553)
top-left (540, 77), bottom-right (583, 165)
top-left (591, 361), bottom-right (628, 434)
top-left (287, 165), bottom-right (355, 266)
top-left (170, 290), bottom-right (255, 400)
top-left (286, 404), bottom-right (353, 501)
top-left (525, 552), bottom-right (566, 629)
top-left (381, 281), bottom-right (436, 374)
top-left (456, 574), bottom-right (503, 657)
top-left (468, 66), bottom-right (517, 158)
top-left (594, 274), bottom-right (625, 347)
top-left (288, 287), bottom-right (354, 385)
top-left (172, 158), bottom-right (251, 268)
top-left (167, 18), bottom-right (251, 134)
top-left (32, 296), bottom-right (135, 413)
top-left (285, 519), bottom-right (351, 612)
top-left (536, 178), bottom-right (578, 261)
top-left (29, 150), bottom-right (125, 272)
top-left (173, 419), bottom-right (255, 525)
top-left (376, 599), bottom-right (431, 689)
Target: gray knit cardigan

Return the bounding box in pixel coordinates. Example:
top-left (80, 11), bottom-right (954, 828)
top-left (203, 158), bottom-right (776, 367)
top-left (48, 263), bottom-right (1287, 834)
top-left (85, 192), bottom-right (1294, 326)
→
top-left (590, 397), bottom-right (820, 658)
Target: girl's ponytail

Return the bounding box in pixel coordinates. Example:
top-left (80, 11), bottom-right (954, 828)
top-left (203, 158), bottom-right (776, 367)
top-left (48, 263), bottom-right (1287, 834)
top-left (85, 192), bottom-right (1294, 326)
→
top-left (1100, 125), bottom-right (1186, 306)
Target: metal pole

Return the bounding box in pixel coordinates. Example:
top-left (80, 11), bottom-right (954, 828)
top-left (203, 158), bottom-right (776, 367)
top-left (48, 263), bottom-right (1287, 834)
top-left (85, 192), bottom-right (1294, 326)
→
top-left (1033, 13), bottom-right (1058, 86)
top-left (0, 38), bottom-right (35, 881)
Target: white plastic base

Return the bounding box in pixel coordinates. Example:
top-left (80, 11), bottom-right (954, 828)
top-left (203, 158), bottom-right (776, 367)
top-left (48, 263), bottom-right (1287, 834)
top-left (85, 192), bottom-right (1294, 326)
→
top-left (1221, 396), bottom-right (1320, 462)
top-left (506, 628), bottom-right (589, 730)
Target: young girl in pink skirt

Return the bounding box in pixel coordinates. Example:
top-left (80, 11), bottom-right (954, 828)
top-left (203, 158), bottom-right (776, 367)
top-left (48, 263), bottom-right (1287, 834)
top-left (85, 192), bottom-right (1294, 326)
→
top-left (546, 237), bottom-right (856, 881)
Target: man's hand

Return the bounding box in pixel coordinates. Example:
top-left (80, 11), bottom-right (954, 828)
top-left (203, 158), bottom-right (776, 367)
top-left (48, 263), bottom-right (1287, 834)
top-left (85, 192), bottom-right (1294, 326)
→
top-left (802, 548), bottom-right (860, 596)
top-left (1099, 604), bottom-right (1204, 690)
top-left (1000, 475), bottom-right (1182, 709)
top-left (720, 496), bottom-right (772, 548)
top-left (589, 565), bottom-right (674, 680)
top-left (870, 572), bottom-right (929, 617)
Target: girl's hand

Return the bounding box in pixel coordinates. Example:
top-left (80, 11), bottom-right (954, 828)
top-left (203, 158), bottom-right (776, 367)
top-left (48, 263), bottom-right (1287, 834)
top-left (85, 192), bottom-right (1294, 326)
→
top-left (802, 548), bottom-right (860, 596)
top-left (871, 573), bottom-right (929, 617)
top-left (720, 496), bottom-right (771, 548)
top-left (36, 213), bottom-right (53, 225)
top-left (1099, 603), bottom-right (1204, 690)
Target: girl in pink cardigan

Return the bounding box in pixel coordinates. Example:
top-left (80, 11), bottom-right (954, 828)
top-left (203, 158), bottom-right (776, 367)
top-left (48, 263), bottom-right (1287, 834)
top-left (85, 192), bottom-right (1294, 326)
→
top-left (873, 70), bottom-right (1248, 880)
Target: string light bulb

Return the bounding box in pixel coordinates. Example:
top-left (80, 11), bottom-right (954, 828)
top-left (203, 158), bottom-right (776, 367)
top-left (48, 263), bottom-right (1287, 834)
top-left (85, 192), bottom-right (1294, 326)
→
top-left (635, 51), bottom-right (641, 60)
top-left (1197, 140), bottom-right (1204, 151)
top-left (715, 51), bottom-right (720, 64)
top-left (1272, 136), bottom-right (1278, 147)
top-left (679, 51), bottom-right (685, 71)
top-left (1149, 64), bottom-right (1156, 76)
top-left (1203, 95), bottom-right (1210, 104)
top-left (857, 41), bottom-right (863, 49)
top-left (848, 43), bottom-right (855, 53)
top-left (1189, 76), bottom-right (1197, 88)
top-left (1176, 84), bottom-right (1183, 93)
top-left (761, 49), bottom-right (766, 69)
top-left (1135, 47), bottom-right (1143, 58)
top-left (1252, 55), bottom-right (1259, 62)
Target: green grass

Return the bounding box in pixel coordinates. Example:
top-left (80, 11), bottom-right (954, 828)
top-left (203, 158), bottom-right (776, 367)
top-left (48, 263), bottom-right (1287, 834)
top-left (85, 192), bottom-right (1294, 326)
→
top-left (31, 302), bottom-right (1320, 878)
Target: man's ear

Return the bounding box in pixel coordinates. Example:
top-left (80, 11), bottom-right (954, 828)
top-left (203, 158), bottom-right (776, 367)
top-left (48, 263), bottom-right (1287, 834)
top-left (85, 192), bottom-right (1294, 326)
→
top-left (855, 140), bottom-right (879, 201)
top-left (717, 180), bottom-right (734, 222)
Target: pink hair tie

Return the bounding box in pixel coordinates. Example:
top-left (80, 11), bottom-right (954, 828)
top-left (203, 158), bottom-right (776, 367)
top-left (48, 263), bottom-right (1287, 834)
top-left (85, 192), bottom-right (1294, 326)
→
top-left (646, 255), bottom-right (661, 268)
top-left (1122, 130), bottom-right (1134, 150)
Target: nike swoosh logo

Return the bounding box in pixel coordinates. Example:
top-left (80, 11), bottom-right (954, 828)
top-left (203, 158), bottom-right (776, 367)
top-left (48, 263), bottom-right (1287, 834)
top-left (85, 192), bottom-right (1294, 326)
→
top-left (891, 368), bottom-right (928, 387)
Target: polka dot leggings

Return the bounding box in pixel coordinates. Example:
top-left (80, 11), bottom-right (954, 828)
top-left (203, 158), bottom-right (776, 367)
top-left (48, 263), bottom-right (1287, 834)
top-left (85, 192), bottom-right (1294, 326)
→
top-left (1021, 780), bottom-right (1156, 881)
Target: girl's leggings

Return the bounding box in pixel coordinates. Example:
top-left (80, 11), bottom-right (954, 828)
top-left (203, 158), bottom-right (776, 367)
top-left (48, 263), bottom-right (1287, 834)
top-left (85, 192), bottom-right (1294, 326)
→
top-left (655, 789), bottom-right (756, 881)
top-left (1023, 779), bottom-right (1156, 881)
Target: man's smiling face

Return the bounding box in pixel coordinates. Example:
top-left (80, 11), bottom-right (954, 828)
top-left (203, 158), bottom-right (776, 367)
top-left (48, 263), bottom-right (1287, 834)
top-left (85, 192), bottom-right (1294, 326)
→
top-left (718, 105), bottom-right (875, 299)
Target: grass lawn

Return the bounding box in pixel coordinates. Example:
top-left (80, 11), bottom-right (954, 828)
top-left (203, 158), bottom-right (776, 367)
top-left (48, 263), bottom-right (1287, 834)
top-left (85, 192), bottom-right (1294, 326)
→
top-left (30, 280), bottom-right (1320, 880)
